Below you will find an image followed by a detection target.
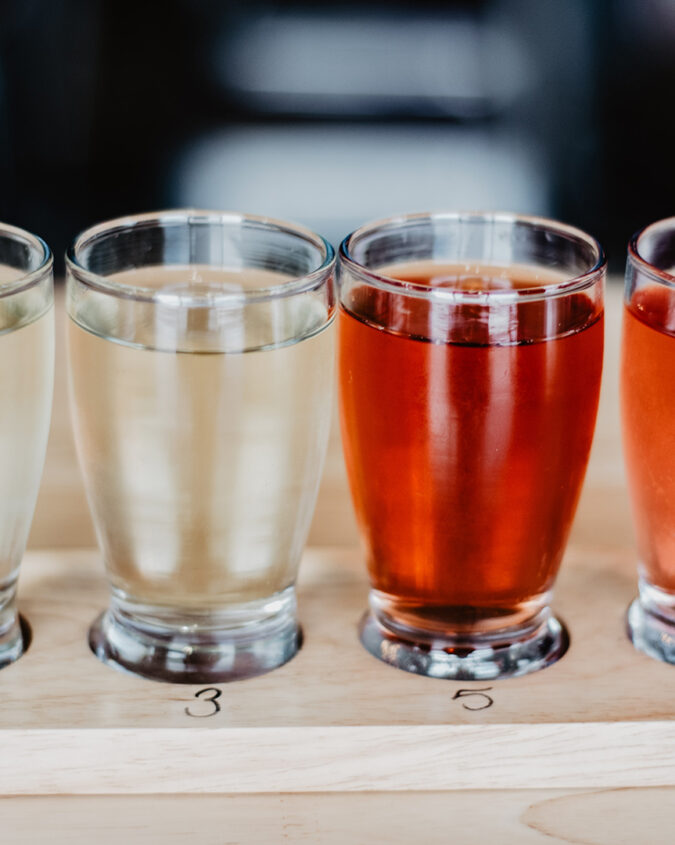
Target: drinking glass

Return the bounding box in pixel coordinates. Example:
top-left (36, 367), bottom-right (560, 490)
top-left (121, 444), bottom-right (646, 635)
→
top-left (0, 224), bottom-right (54, 669)
top-left (622, 217), bottom-right (675, 664)
top-left (66, 210), bottom-right (335, 683)
top-left (339, 212), bottom-right (605, 680)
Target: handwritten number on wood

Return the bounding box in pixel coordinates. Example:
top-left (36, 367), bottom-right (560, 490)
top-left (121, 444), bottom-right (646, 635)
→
top-left (185, 687), bottom-right (222, 718)
top-left (184, 685), bottom-right (493, 717)
top-left (452, 687), bottom-right (494, 711)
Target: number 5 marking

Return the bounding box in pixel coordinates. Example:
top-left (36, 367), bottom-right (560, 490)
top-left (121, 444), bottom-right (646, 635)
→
top-left (452, 687), bottom-right (494, 711)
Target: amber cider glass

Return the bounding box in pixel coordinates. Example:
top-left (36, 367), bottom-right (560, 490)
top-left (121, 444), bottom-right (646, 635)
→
top-left (622, 216), bottom-right (675, 665)
top-left (339, 212), bottom-right (605, 680)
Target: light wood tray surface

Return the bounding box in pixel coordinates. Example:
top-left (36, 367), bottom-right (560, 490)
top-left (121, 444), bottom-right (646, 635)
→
top-left (1, 542), bottom-right (674, 795)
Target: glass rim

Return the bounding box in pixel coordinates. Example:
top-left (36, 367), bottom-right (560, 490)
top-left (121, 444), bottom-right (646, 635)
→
top-left (628, 216), bottom-right (675, 289)
top-left (0, 222), bottom-right (52, 298)
top-left (66, 209), bottom-right (336, 306)
top-left (339, 211), bottom-right (606, 303)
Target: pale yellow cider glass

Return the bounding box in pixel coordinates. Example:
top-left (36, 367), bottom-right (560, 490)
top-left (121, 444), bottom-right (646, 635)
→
top-left (0, 224), bottom-right (54, 669)
top-left (66, 210), bottom-right (335, 684)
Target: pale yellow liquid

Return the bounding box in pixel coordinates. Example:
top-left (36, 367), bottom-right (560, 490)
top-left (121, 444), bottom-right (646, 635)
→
top-left (0, 268), bottom-right (53, 584)
top-left (67, 266), bottom-right (334, 608)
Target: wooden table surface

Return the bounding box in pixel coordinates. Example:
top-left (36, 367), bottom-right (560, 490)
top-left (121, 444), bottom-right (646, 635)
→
top-left (10, 279), bottom-right (671, 845)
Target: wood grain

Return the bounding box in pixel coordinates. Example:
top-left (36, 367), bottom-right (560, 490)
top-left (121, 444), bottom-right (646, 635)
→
top-left (4, 788), bottom-right (675, 845)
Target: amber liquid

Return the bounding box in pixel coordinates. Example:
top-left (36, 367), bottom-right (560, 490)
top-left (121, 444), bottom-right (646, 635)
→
top-left (339, 262), bottom-right (603, 633)
top-left (622, 284), bottom-right (675, 592)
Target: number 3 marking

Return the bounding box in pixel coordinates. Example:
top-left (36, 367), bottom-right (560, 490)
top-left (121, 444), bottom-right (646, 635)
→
top-left (185, 687), bottom-right (222, 718)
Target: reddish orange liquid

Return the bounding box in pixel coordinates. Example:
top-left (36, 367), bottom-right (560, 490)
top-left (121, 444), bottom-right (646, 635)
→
top-left (339, 264), bottom-right (603, 624)
top-left (622, 285), bottom-right (675, 592)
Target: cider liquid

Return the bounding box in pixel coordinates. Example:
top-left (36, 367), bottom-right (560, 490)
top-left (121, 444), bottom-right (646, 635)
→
top-left (339, 261), bottom-right (603, 630)
top-left (0, 271), bottom-right (53, 584)
top-left (622, 283), bottom-right (675, 592)
top-left (68, 266), bottom-right (334, 609)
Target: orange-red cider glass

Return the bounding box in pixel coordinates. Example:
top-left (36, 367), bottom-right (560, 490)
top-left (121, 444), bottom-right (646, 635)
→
top-left (622, 217), bottom-right (675, 664)
top-left (338, 213), bottom-right (605, 680)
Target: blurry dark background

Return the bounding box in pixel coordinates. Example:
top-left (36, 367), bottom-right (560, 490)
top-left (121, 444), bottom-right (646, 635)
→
top-left (0, 0), bottom-right (671, 272)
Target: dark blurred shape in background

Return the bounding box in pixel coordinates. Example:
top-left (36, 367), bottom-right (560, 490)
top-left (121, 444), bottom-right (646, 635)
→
top-left (0, 0), bottom-right (671, 271)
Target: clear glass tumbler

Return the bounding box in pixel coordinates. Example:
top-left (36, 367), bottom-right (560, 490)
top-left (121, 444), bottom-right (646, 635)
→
top-left (622, 217), bottom-right (675, 664)
top-left (0, 224), bottom-right (54, 669)
top-left (66, 210), bottom-right (335, 683)
top-left (339, 212), bottom-right (605, 680)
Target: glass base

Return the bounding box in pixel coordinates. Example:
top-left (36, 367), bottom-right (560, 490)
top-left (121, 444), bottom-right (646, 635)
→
top-left (0, 582), bottom-right (29, 670)
top-left (89, 586), bottom-right (301, 684)
top-left (627, 583), bottom-right (675, 665)
top-left (0, 614), bottom-right (29, 670)
top-left (359, 605), bottom-right (569, 681)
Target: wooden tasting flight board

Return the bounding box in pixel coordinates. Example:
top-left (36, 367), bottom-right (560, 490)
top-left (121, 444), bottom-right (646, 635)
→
top-left (3, 283), bottom-right (675, 843)
top-left (0, 542), bottom-right (673, 796)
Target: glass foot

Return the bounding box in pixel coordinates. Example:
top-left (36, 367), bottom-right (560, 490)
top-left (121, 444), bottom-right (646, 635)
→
top-left (359, 608), bottom-right (569, 681)
top-left (89, 587), bottom-right (301, 684)
top-left (627, 596), bottom-right (675, 665)
top-left (0, 581), bottom-right (30, 670)
top-left (0, 613), bottom-right (30, 670)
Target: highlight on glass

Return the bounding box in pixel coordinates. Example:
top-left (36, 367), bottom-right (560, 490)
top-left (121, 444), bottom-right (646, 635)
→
top-left (66, 210), bottom-right (335, 684)
top-left (622, 217), bottom-right (675, 665)
top-left (339, 212), bottom-right (605, 680)
top-left (0, 224), bottom-right (54, 669)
